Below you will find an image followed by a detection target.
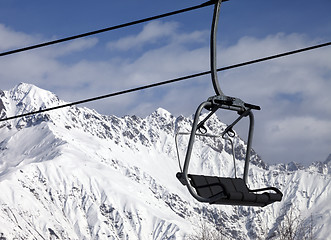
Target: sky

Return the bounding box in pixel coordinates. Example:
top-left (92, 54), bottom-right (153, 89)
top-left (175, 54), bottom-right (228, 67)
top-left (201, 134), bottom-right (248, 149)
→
top-left (0, 0), bottom-right (330, 166)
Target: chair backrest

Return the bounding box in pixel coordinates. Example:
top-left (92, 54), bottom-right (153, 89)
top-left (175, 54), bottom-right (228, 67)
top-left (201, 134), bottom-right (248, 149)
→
top-left (231, 178), bottom-right (250, 193)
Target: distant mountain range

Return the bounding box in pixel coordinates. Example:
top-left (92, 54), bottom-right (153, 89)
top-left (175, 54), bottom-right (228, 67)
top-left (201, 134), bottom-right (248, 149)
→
top-left (0, 83), bottom-right (330, 239)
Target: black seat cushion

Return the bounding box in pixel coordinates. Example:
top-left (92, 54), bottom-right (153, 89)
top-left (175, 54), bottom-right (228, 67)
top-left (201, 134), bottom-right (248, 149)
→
top-left (188, 174), bottom-right (282, 207)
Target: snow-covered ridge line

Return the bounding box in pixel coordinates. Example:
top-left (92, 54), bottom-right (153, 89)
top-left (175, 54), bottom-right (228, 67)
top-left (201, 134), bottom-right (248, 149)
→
top-left (0, 83), bottom-right (330, 239)
top-left (2, 83), bottom-right (329, 172)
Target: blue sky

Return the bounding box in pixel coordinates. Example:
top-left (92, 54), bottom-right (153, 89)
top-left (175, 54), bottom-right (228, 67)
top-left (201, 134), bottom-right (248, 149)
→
top-left (0, 0), bottom-right (330, 166)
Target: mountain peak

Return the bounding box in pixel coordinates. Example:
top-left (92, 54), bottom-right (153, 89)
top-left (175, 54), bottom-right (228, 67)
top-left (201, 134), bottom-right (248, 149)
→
top-left (13, 82), bottom-right (37, 91)
top-left (10, 83), bottom-right (58, 104)
top-left (11, 82), bottom-right (44, 98)
top-left (154, 107), bottom-right (172, 118)
top-left (7, 83), bottom-right (61, 114)
top-left (0, 83), bottom-right (64, 128)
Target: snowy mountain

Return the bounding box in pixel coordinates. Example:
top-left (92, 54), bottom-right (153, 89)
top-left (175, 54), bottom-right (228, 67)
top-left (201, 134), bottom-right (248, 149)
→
top-left (0, 83), bottom-right (330, 239)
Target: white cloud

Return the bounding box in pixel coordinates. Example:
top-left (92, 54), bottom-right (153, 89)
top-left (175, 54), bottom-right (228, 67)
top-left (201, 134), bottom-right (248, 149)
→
top-left (46, 38), bottom-right (99, 58)
top-left (0, 24), bottom-right (100, 91)
top-left (267, 116), bottom-right (331, 141)
top-left (107, 21), bottom-right (179, 51)
top-left (106, 20), bottom-right (209, 52)
top-left (259, 116), bottom-right (331, 165)
top-left (0, 23), bottom-right (98, 56)
top-left (0, 24), bottom-right (40, 51)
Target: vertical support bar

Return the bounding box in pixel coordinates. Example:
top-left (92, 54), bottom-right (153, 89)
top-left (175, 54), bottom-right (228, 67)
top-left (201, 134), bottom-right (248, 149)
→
top-left (182, 101), bottom-right (212, 175)
top-left (243, 111), bottom-right (255, 183)
top-left (181, 101), bottom-right (213, 203)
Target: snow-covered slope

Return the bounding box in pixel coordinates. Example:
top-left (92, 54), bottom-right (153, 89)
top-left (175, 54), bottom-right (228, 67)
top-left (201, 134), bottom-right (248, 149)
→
top-left (0, 83), bottom-right (330, 239)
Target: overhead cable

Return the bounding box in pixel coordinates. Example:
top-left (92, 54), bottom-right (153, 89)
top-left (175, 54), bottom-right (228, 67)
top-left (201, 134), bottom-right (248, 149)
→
top-left (221, 41), bottom-right (331, 71)
top-left (0, 0), bottom-right (215, 57)
top-left (0, 41), bottom-right (330, 122)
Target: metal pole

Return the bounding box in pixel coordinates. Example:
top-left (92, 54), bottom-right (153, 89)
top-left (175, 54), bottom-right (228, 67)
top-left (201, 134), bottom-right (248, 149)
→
top-left (182, 101), bottom-right (212, 175)
top-left (210, 0), bottom-right (224, 96)
top-left (243, 111), bottom-right (255, 183)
